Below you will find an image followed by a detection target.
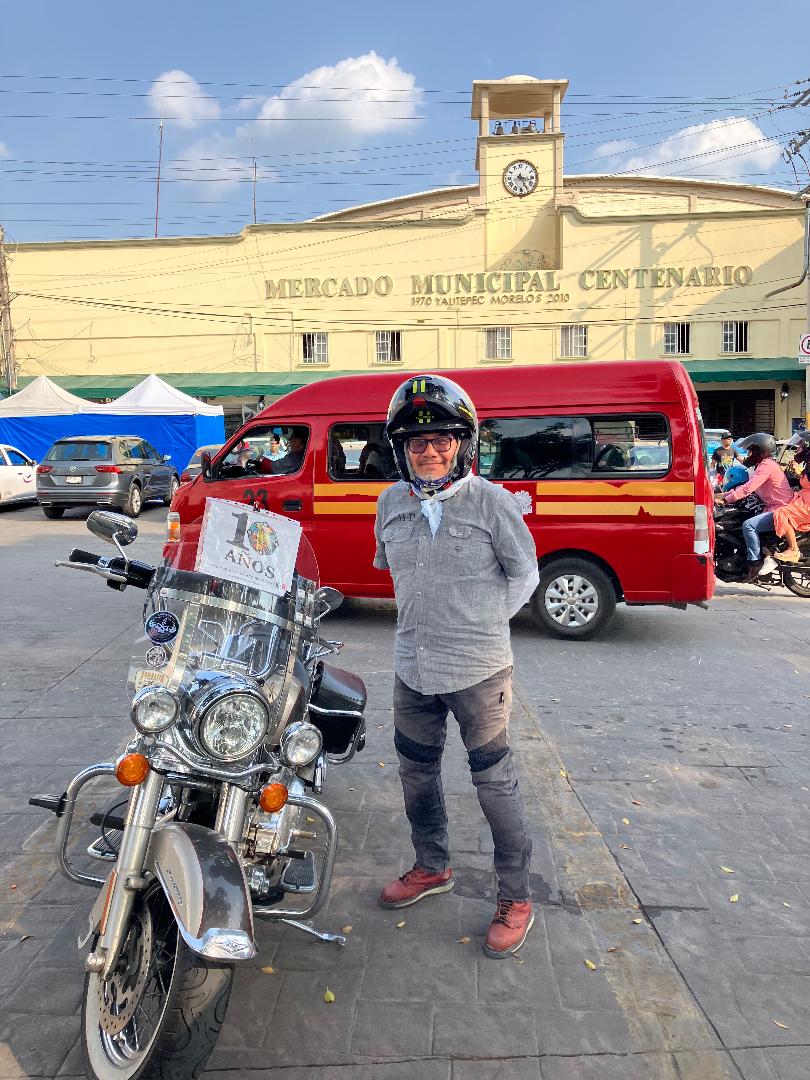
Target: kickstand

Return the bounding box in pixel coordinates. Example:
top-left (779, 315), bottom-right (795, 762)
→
top-left (280, 918), bottom-right (347, 947)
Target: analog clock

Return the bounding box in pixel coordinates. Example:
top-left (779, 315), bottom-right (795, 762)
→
top-left (503, 160), bottom-right (538, 198)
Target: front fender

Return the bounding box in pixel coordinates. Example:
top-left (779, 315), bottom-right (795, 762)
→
top-left (146, 822), bottom-right (256, 961)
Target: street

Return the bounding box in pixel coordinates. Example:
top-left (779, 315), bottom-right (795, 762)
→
top-left (1, 502), bottom-right (809, 1080)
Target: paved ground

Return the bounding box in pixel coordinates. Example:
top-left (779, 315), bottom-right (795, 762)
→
top-left (1, 501), bottom-right (809, 1079)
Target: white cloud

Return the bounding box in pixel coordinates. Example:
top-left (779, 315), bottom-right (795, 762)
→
top-left (170, 52), bottom-right (423, 193)
top-left (594, 139), bottom-right (637, 159)
top-left (0, 141), bottom-right (11, 159)
top-left (623, 117), bottom-right (781, 179)
top-left (148, 70), bottom-right (222, 128)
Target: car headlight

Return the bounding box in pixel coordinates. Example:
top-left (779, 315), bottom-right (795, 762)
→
top-left (280, 721), bottom-right (323, 767)
top-left (131, 686), bottom-right (180, 733)
top-left (199, 692), bottom-right (269, 761)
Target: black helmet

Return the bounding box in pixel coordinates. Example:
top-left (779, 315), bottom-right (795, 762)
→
top-left (385, 374), bottom-right (478, 483)
top-left (738, 432), bottom-right (776, 467)
top-left (789, 429), bottom-right (810, 465)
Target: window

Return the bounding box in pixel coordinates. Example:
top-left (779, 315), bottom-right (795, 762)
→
top-left (560, 324), bottom-right (588, 357)
top-left (664, 322), bottom-right (690, 355)
top-left (478, 413), bottom-right (671, 480)
top-left (302, 332), bottom-right (328, 365)
top-left (6, 449), bottom-right (30, 466)
top-left (375, 330), bottom-right (402, 364)
top-left (214, 425), bottom-right (310, 479)
top-left (722, 320), bottom-right (749, 354)
top-left (328, 423), bottom-right (399, 481)
top-left (46, 441), bottom-right (111, 462)
top-left (485, 327), bottom-right (512, 360)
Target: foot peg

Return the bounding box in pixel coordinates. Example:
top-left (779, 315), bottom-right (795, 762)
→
top-left (280, 850), bottom-right (316, 893)
top-left (87, 832), bottom-right (121, 861)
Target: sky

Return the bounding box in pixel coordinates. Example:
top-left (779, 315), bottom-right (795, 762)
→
top-left (0, 0), bottom-right (808, 244)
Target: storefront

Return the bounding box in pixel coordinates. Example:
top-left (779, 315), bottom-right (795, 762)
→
top-left (9, 74), bottom-right (808, 437)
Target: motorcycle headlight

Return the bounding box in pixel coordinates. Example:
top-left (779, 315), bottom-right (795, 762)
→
top-left (131, 686), bottom-right (180, 734)
top-left (199, 692), bottom-right (269, 761)
top-left (280, 721), bottom-right (323, 767)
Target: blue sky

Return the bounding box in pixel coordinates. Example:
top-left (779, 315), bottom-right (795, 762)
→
top-left (1, 0), bottom-right (807, 242)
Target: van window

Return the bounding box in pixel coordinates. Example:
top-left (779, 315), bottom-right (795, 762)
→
top-left (478, 414), bottom-right (670, 479)
top-left (328, 424), bottom-right (398, 480)
top-left (214, 424), bottom-right (310, 479)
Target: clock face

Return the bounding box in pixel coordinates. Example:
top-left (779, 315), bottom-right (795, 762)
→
top-left (503, 160), bottom-right (538, 198)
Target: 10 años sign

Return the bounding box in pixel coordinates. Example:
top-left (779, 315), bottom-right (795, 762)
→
top-left (195, 498), bottom-right (302, 596)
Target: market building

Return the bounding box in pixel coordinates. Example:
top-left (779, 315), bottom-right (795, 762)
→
top-left (7, 74), bottom-right (808, 436)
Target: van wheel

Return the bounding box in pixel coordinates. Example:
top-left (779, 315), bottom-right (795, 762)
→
top-left (124, 484), bottom-right (142, 517)
top-left (42, 505), bottom-right (65, 519)
top-left (532, 558), bottom-right (616, 639)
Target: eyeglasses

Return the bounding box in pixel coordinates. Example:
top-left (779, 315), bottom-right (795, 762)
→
top-left (405, 435), bottom-right (456, 453)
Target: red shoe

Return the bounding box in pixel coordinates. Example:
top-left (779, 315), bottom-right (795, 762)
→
top-left (378, 865), bottom-right (455, 909)
top-left (483, 899), bottom-right (534, 958)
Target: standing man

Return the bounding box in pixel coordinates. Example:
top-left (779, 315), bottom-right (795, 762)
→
top-left (710, 431), bottom-right (744, 475)
top-left (373, 375), bottom-right (540, 958)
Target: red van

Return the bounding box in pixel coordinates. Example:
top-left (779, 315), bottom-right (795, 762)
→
top-left (170, 361), bottom-right (714, 638)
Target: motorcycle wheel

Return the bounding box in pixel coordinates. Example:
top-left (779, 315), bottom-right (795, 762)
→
top-left (82, 883), bottom-right (233, 1080)
top-left (783, 567), bottom-right (810, 598)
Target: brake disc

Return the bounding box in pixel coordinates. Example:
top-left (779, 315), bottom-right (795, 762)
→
top-left (96, 905), bottom-right (154, 1036)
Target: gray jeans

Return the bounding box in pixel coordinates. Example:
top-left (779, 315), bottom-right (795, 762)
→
top-left (393, 668), bottom-right (532, 901)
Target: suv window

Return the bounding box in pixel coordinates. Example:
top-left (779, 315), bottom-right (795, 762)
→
top-left (121, 440), bottom-right (146, 461)
top-left (46, 441), bottom-right (111, 462)
top-left (214, 425), bottom-right (310, 479)
top-left (478, 414), bottom-right (671, 479)
top-left (141, 441), bottom-right (162, 462)
top-left (328, 423), bottom-right (398, 480)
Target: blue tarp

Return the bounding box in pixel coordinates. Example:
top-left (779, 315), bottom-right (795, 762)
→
top-left (0, 412), bottom-right (224, 471)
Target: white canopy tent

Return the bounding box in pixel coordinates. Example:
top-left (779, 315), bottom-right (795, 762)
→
top-left (98, 374), bottom-right (223, 416)
top-left (0, 375), bottom-right (103, 416)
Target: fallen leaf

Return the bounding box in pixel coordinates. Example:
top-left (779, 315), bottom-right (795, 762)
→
top-left (772, 1020), bottom-right (789, 1029)
top-left (729, 894), bottom-right (739, 903)
top-left (783, 902), bottom-right (791, 908)
top-left (342, 926), bottom-right (353, 934)
top-left (632, 918), bottom-right (643, 924)
top-left (514, 957), bottom-right (525, 964)
top-left (621, 818), bottom-right (631, 825)
top-left (377, 724), bottom-right (384, 729)
top-left (323, 988), bottom-right (335, 1003)
top-left (632, 800), bottom-right (642, 806)
top-left (377, 762), bottom-right (385, 768)
top-left (559, 769), bottom-right (567, 778)
top-left (607, 946), bottom-right (620, 953)
top-left (306, 817), bottom-right (315, 824)
top-left (619, 843), bottom-right (630, 849)
top-left (19, 934), bottom-right (30, 942)
top-left (348, 787), bottom-right (355, 791)
top-left (260, 965), bottom-right (275, 974)
top-left (457, 936), bottom-right (471, 944)
top-left (719, 866), bottom-right (735, 874)
top-left (396, 920), bottom-right (406, 928)
top-left (584, 958), bottom-right (597, 970)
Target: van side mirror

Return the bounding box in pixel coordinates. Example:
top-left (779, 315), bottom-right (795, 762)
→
top-left (200, 451), bottom-right (213, 480)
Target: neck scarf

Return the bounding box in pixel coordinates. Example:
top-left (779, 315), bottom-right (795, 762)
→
top-left (411, 471), bottom-right (472, 536)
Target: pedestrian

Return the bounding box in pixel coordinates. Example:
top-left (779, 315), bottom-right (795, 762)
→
top-left (373, 375), bottom-right (540, 958)
top-left (774, 432), bottom-right (810, 563)
top-left (711, 431), bottom-right (744, 474)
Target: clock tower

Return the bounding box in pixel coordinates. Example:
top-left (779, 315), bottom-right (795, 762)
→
top-left (471, 75), bottom-right (568, 270)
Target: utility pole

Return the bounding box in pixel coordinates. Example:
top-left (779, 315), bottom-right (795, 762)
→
top-left (252, 158), bottom-right (257, 225)
top-left (0, 225), bottom-right (17, 395)
top-left (154, 119), bottom-right (164, 239)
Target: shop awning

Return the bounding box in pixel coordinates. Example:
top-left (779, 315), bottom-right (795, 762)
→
top-left (681, 357), bottom-right (804, 383)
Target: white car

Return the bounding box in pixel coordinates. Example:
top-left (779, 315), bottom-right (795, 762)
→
top-left (0, 444), bottom-right (37, 506)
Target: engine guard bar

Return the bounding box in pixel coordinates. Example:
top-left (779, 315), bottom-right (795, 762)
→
top-left (54, 763), bottom-right (117, 889)
top-left (253, 793), bottom-right (339, 923)
top-left (307, 703), bottom-right (366, 765)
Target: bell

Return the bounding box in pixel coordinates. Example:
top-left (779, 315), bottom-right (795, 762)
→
top-left (494, 121), bottom-right (504, 135)
top-left (527, 120), bottom-right (537, 133)
top-left (510, 121), bottom-right (520, 134)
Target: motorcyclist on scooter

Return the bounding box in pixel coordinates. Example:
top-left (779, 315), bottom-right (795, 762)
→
top-left (718, 433), bottom-right (793, 582)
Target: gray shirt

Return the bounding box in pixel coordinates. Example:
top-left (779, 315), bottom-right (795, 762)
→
top-left (373, 475), bottom-right (537, 694)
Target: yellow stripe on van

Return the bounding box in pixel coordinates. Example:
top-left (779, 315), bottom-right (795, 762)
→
top-left (535, 481), bottom-right (694, 498)
top-left (314, 483), bottom-right (391, 497)
top-left (534, 501), bottom-right (694, 518)
top-left (314, 502), bottom-right (380, 515)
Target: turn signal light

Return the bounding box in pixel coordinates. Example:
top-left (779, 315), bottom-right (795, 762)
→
top-left (166, 511), bottom-right (181, 544)
top-left (259, 783), bottom-right (289, 813)
top-left (115, 752), bottom-right (150, 787)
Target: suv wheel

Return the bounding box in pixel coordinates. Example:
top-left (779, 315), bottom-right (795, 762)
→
top-left (163, 475), bottom-right (180, 506)
top-left (42, 505), bottom-right (65, 520)
top-left (532, 558), bottom-right (617, 639)
top-left (124, 483), bottom-right (142, 517)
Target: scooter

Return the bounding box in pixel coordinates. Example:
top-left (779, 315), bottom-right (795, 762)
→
top-left (714, 500), bottom-right (810, 597)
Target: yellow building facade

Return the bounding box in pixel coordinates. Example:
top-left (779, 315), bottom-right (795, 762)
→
top-left (8, 75), bottom-right (809, 436)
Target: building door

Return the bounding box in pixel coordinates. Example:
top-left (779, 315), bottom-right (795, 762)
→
top-left (697, 390), bottom-right (775, 435)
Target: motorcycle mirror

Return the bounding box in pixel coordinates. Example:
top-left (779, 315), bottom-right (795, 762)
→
top-left (314, 586), bottom-right (344, 615)
top-left (200, 450), bottom-right (213, 480)
top-left (87, 510), bottom-right (138, 547)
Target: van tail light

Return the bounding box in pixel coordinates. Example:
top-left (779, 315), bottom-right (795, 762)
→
top-left (36, 464), bottom-right (52, 474)
top-left (166, 511), bottom-right (181, 544)
top-left (694, 504), bottom-right (710, 555)
top-left (180, 470), bottom-right (191, 483)
top-left (95, 465), bottom-right (122, 474)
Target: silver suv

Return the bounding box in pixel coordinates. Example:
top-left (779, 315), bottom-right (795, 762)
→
top-left (36, 435), bottom-right (179, 519)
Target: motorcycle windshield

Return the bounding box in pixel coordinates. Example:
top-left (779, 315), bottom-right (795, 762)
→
top-left (128, 501), bottom-right (319, 726)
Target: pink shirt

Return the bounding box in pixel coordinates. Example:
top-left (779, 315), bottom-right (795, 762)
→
top-left (724, 457), bottom-right (793, 511)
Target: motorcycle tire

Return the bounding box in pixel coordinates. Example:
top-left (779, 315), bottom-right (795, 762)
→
top-left (782, 567), bottom-right (810, 598)
top-left (82, 884), bottom-right (233, 1080)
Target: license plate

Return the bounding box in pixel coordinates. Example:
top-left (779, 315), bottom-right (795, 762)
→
top-left (64, 476), bottom-right (83, 484)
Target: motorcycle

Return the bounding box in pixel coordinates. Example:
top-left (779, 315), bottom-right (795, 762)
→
top-left (714, 498), bottom-right (810, 597)
top-left (30, 504), bottom-right (366, 1080)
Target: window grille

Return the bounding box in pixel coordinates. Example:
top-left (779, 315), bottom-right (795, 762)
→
top-left (560, 324), bottom-right (588, 357)
top-left (722, 321), bottom-right (749, 354)
top-left (485, 327), bottom-right (512, 360)
top-left (663, 322), bottom-right (690, 355)
top-left (302, 332), bottom-right (328, 364)
top-left (375, 330), bottom-right (402, 363)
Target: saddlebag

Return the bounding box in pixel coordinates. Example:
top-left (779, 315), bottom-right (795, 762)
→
top-left (309, 662), bottom-right (366, 755)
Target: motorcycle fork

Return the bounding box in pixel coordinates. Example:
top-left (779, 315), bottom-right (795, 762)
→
top-left (89, 769), bottom-right (165, 980)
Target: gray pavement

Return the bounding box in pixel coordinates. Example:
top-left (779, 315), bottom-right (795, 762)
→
top-left (1, 502), bottom-right (809, 1079)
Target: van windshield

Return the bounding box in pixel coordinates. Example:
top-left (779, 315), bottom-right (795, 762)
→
top-left (214, 425), bottom-right (309, 479)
